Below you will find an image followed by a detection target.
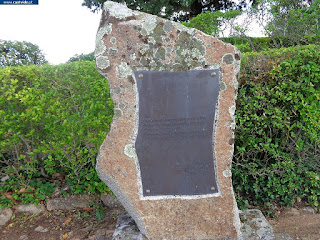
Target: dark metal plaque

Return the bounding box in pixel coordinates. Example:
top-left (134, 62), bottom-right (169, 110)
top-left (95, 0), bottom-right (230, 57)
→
top-left (135, 69), bottom-right (220, 196)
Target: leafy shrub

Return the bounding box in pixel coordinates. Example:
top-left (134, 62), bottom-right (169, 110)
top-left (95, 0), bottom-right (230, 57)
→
top-left (68, 52), bottom-right (95, 63)
top-left (221, 37), bottom-right (273, 52)
top-left (221, 36), bottom-right (320, 53)
top-left (233, 45), bottom-right (320, 213)
top-left (0, 61), bottom-right (113, 206)
top-left (182, 10), bottom-right (241, 37)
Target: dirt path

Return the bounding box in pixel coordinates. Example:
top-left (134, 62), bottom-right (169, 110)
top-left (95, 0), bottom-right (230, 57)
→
top-left (268, 208), bottom-right (320, 240)
top-left (0, 208), bottom-right (118, 240)
top-left (1, 207), bottom-right (319, 239)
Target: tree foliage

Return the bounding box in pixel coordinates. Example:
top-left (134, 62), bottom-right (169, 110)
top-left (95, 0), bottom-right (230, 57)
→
top-left (68, 52), bottom-right (95, 63)
top-left (265, 0), bottom-right (320, 45)
top-left (0, 40), bottom-right (47, 68)
top-left (182, 9), bottom-right (241, 36)
top-left (82, 0), bottom-right (255, 20)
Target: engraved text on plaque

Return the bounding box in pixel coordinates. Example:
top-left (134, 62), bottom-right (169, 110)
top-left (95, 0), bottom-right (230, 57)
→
top-left (135, 69), bottom-right (220, 196)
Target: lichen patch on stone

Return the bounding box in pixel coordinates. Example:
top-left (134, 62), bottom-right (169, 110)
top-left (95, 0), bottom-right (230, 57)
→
top-left (124, 144), bottom-right (137, 159)
top-left (163, 21), bottom-right (173, 33)
top-left (229, 103), bottom-right (236, 117)
top-left (141, 15), bottom-right (157, 35)
top-left (96, 56), bottom-right (110, 70)
top-left (116, 62), bottom-right (133, 79)
top-left (223, 170), bottom-right (232, 178)
top-left (113, 108), bottom-right (122, 118)
top-left (103, 1), bottom-right (135, 19)
top-left (223, 53), bottom-right (234, 65)
top-left (95, 23), bottom-right (113, 57)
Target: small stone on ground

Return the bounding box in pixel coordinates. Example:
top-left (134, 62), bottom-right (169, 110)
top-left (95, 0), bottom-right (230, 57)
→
top-left (112, 213), bottom-right (147, 240)
top-left (95, 228), bottom-right (107, 236)
top-left (34, 225), bottom-right (48, 232)
top-left (240, 209), bottom-right (275, 240)
top-left (17, 204), bottom-right (45, 215)
top-left (111, 210), bottom-right (277, 240)
top-left (96, 236), bottom-right (108, 240)
top-left (47, 195), bottom-right (94, 211)
top-left (301, 207), bottom-right (316, 214)
top-left (19, 235), bottom-right (28, 240)
top-left (81, 224), bottom-right (93, 232)
top-left (100, 194), bottom-right (122, 209)
top-left (0, 208), bottom-right (13, 226)
top-left (274, 233), bottom-right (293, 240)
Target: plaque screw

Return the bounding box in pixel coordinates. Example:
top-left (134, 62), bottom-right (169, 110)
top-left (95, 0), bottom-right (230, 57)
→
top-left (211, 72), bottom-right (216, 77)
top-left (146, 189), bottom-right (151, 194)
top-left (138, 74), bottom-right (143, 78)
top-left (211, 187), bottom-right (215, 191)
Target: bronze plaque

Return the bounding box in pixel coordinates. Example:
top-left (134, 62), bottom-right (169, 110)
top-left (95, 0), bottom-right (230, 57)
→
top-left (135, 69), bottom-right (220, 196)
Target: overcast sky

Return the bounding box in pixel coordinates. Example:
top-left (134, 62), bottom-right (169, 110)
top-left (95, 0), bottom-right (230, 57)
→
top-left (0, 0), bottom-right (101, 64)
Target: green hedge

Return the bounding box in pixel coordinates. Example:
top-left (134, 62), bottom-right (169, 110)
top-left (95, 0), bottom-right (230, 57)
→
top-left (221, 36), bottom-right (320, 53)
top-left (0, 61), bottom-right (113, 205)
top-left (233, 45), bottom-right (320, 213)
top-left (1, 45), bottom-right (319, 213)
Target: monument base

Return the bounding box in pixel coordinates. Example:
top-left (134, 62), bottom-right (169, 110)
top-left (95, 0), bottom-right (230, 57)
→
top-left (112, 209), bottom-right (277, 240)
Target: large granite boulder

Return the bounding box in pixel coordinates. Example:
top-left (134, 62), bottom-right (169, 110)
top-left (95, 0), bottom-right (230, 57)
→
top-left (95, 2), bottom-right (241, 239)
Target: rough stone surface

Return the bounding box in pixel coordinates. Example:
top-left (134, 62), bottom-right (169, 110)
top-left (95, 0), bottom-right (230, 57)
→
top-left (96, 236), bottom-right (109, 240)
top-left (16, 204), bottom-right (45, 215)
top-left (101, 194), bottom-right (123, 209)
top-left (19, 235), bottom-right (28, 240)
top-left (95, 1), bottom-right (241, 239)
top-left (34, 225), bottom-right (48, 233)
top-left (240, 209), bottom-right (275, 240)
top-left (301, 207), bottom-right (316, 214)
top-left (274, 233), bottom-right (293, 240)
top-left (46, 195), bottom-right (94, 211)
top-left (0, 208), bottom-right (13, 226)
top-left (112, 213), bottom-right (147, 240)
top-left (113, 211), bottom-right (276, 240)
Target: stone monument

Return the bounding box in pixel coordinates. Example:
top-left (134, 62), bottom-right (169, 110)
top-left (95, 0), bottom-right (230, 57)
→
top-left (95, 1), bottom-right (242, 239)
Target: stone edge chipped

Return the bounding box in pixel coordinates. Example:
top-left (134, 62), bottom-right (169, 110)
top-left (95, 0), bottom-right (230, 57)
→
top-left (231, 47), bottom-right (242, 239)
top-left (103, 1), bottom-right (136, 19)
top-left (96, 150), bottom-right (148, 237)
top-left (95, 23), bottom-right (112, 58)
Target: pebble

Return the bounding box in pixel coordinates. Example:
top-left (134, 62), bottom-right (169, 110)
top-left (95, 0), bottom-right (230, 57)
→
top-left (95, 228), bottom-right (108, 236)
top-left (17, 204), bottom-right (45, 215)
top-left (47, 195), bottom-right (94, 211)
top-left (68, 231), bottom-right (74, 238)
top-left (86, 235), bottom-right (96, 240)
top-left (0, 208), bottom-right (13, 226)
top-left (100, 194), bottom-right (122, 209)
top-left (81, 224), bottom-right (93, 232)
top-left (96, 236), bottom-right (106, 240)
top-left (274, 233), bottom-right (293, 240)
top-left (34, 225), bottom-right (48, 232)
top-left (1, 175), bottom-right (10, 182)
top-left (301, 207), bottom-right (316, 214)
